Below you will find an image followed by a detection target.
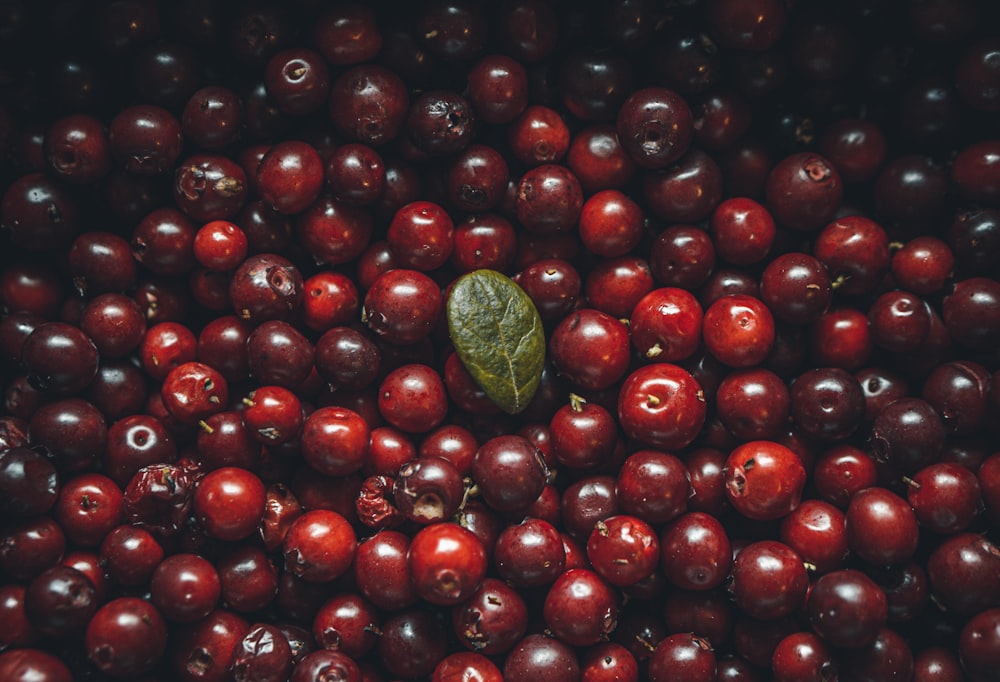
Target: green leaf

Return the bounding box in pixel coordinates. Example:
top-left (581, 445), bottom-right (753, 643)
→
top-left (446, 269), bottom-right (546, 415)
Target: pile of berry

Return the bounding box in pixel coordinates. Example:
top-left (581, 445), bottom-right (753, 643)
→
top-left (1, 0), bottom-right (999, 680)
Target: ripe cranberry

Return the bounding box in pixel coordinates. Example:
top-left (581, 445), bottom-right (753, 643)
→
top-left (515, 257), bottom-right (582, 320)
top-left (326, 142), bottom-right (386, 207)
top-left (150, 552), bottom-right (221, 624)
top-left (515, 164), bottom-right (584, 234)
top-left (807, 569), bottom-right (888, 649)
top-left (616, 86), bottom-right (692, 169)
top-left (433, 652), bottom-right (503, 682)
top-left (789, 367), bottom-right (865, 442)
top-left (232, 623), bottom-right (293, 682)
top-left (648, 633), bottom-right (716, 682)
top-left (406, 90), bottom-right (476, 157)
top-left (771, 631), bottom-right (837, 682)
top-left (193, 466), bottom-right (266, 542)
top-left (229, 253), bottom-right (303, 325)
top-left (812, 215), bottom-right (890, 296)
top-left (452, 577), bottom-right (528, 655)
top-left (907, 462), bottom-right (982, 534)
top-left (724, 440), bottom-right (806, 521)
top-left (246, 319), bottom-right (315, 390)
top-left (353, 529), bottom-right (418, 611)
top-left (108, 104), bottom-right (183, 175)
top-left (760, 252), bottom-right (833, 326)
top-left (617, 363), bottom-right (706, 451)
top-left (959, 608), bottom-right (1000, 682)
top-left (630, 287), bottom-right (703, 363)
top-left (561, 475), bottom-right (621, 543)
top-left (0, 447), bottom-right (59, 518)
top-left (616, 449), bottom-right (689, 525)
top-left (587, 515), bottom-right (659, 587)
top-left (161, 361), bottom-right (228, 425)
top-left (328, 64), bottom-right (409, 146)
top-left (378, 608), bottom-right (449, 680)
top-left (283, 509), bottom-right (356, 583)
top-left (731, 540), bottom-right (809, 620)
top-left (942, 276), bottom-right (1000, 351)
top-left (702, 294), bottom-right (775, 368)
top-left (779, 499), bottom-right (849, 575)
top-left (926, 533), bottom-right (1000, 615)
top-left (466, 54), bottom-right (529, 124)
top-left (494, 517), bottom-right (566, 588)
top-left (544, 568), bottom-right (620, 647)
top-left (869, 397), bottom-right (947, 474)
top-left (169, 608), bottom-right (250, 682)
top-left (716, 368), bottom-right (790, 441)
top-left (86, 597), bottom-right (168, 678)
top-left (21, 321), bottom-right (99, 395)
top-left (98, 524), bottom-right (163, 587)
top-left (217, 545), bottom-right (279, 613)
top-left (567, 124), bottom-right (636, 193)
top-left (643, 148), bottom-right (723, 224)
top-left (660, 511), bottom-right (732, 591)
top-left (298, 406), bottom-right (369, 477)
top-left (503, 632), bottom-right (580, 682)
top-left (377, 363), bottom-right (448, 434)
top-left (363, 269), bottom-right (442, 346)
top-left (471, 434), bottom-right (548, 514)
